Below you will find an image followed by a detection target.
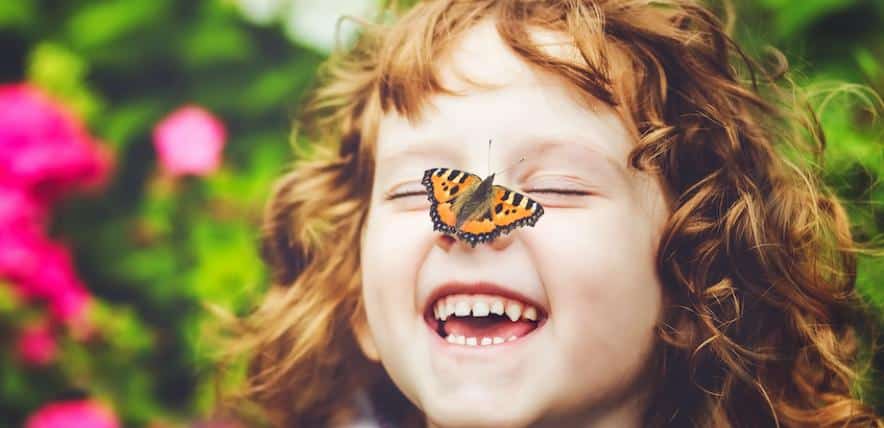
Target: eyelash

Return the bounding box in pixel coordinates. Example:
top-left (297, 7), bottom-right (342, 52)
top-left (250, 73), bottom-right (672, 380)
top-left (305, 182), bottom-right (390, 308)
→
top-left (384, 188), bottom-right (590, 200)
top-left (524, 188), bottom-right (592, 196)
top-left (385, 190), bottom-right (427, 200)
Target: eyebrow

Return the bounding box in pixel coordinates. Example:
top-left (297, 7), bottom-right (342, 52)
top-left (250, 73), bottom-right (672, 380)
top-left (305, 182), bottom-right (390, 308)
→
top-left (376, 136), bottom-right (629, 181)
top-left (514, 138), bottom-right (628, 179)
top-left (377, 140), bottom-right (460, 166)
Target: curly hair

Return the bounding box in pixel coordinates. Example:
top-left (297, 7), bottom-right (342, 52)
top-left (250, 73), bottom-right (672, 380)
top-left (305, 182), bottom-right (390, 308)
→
top-left (221, 1), bottom-right (883, 426)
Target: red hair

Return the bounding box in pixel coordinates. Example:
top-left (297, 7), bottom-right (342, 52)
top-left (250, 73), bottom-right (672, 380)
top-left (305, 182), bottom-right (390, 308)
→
top-left (221, 1), bottom-right (883, 426)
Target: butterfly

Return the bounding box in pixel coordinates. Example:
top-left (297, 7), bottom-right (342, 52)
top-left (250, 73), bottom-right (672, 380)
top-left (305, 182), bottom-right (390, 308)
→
top-left (422, 167), bottom-right (544, 247)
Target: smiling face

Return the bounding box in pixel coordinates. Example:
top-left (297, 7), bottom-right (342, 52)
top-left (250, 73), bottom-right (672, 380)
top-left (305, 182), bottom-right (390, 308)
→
top-left (358, 21), bottom-right (670, 428)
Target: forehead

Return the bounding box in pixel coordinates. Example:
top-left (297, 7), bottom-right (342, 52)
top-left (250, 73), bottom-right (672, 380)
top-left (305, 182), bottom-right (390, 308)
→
top-left (438, 19), bottom-right (588, 93)
top-left (375, 20), bottom-right (634, 168)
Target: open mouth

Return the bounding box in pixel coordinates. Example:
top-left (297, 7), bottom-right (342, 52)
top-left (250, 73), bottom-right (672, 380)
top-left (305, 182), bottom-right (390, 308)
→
top-left (424, 294), bottom-right (547, 346)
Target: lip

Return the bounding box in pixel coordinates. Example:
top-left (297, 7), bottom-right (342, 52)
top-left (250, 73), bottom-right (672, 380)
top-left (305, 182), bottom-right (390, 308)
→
top-left (425, 317), bottom-right (547, 359)
top-left (422, 281), bottom-right (549, 319)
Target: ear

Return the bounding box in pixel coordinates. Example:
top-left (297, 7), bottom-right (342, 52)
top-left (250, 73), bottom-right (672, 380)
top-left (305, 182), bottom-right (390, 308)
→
top-left (351, 312), bottom-right (380, 362)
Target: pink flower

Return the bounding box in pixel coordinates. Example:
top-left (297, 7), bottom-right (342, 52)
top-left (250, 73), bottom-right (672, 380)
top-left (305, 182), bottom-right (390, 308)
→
top-left (0, 84), bottom-right (111, 203)
top-left (0, 229), bottom-right (91, 323)
top-left (0, 183), bottom-right (46, 232)
top-left (25, 399), bottom-right (119, 428)
top-left (0, 229), bottom-right (49, 291)
top-left (152, 105), bottom-right (226, 176)
top-left (17, 322), bottom-right (57, 366)
top-left (49, 284), bottom-right (91, 326)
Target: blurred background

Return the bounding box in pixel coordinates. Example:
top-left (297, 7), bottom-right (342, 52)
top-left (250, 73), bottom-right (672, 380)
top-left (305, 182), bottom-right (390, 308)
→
top-left (0, 0), bottom-right (881, 426)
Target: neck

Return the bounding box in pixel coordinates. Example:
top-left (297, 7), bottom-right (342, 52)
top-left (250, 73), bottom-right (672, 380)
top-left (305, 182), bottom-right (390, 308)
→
top-left (425, 388), bottom-right (650, 428)
top-left (532, 388), bottom-right (650, 428)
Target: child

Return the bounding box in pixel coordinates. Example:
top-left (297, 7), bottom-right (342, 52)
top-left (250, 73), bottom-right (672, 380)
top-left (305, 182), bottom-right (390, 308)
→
top-left (224, 1), bottom-right (883, 426)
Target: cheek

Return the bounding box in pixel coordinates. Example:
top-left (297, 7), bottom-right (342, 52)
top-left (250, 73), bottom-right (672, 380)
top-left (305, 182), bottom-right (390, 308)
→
top-left (360, 207), bottom-right (430, 345)
top-left (528, 202), bottom-right (663, 370)
top-left (362, 204), bottom-right (431, 255)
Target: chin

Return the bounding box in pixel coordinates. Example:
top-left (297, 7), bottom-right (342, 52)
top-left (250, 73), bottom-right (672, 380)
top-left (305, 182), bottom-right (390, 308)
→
top-left (425, 411), bottom-right (534, 428)
top-left (421, 394), bottom-right (540, 428)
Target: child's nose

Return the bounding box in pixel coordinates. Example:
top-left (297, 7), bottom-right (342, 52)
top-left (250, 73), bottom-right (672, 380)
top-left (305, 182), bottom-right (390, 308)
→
top-left (433, 231), bottom-right (515, 252)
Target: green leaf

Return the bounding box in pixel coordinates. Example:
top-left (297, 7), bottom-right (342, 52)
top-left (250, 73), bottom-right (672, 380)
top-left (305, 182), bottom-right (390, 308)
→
top-left (66, 0), bottom-right (171, 50)
top-left (758, 0), bottom-right (857, 39)
top-left (182, 20), bottom-right (255, 69)
top-left (854, 48), bottom-right (880, 79)
top-left (0, 0), bottom-right (36, 29)
top-left (857, 255), bottom-right (884, 311)
top-left (27, 42), bottom-right (104, 121)
top-left (186, 219), bottom-right (264, 312)
top-left (0, 283), bottom-right (22, 314)
top-left (207, 133), bottom-right (291, 204)
top-left (99, 100), bottom-right (165, 150)
top-left (238, 57), bottom-right (321, 115)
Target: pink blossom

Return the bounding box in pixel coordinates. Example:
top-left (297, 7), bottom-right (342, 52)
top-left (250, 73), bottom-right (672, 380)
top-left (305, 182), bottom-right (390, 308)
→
top-left (0, 183), bottom-right (46, 232)
top-left (25, 399), bottom-right (119, 428)
top-left (49, 285), bottom-right (91, 325)
top-left (0, 229), bottom-right (91, 323)
top-left (0, 83), bottom-right (101, 341)
top-left (17, 322), bottom-right (57, 366)
top-left (0, 84), bottom-right (111, 203)
top-left (152, 105), bottom-right (226, 176)
top-left (0, 229), bottom-right (48, 290)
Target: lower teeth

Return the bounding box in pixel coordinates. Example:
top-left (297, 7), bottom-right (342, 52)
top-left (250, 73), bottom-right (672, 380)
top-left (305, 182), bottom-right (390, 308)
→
top-left (445, 334), bottom-right (518, 346)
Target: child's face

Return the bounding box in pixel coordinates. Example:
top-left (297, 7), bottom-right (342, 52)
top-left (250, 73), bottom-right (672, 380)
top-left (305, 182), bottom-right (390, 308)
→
top-left (359, 22), bottom-right (669, 427)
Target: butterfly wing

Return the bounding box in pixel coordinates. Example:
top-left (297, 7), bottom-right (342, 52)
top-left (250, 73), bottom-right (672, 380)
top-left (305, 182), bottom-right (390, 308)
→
top-left (454, 213), bottom-right (498, 246)
top-left (488, 185), bottom-right (544, 232)
top-left (455, 185), bottom-right (544, 247)
top-left (422, 168), bottom-right (483, 234)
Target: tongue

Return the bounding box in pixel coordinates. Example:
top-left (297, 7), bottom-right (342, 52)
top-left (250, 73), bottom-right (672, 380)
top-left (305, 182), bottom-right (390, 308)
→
top-left (443, 315), bottom-right (537, 339)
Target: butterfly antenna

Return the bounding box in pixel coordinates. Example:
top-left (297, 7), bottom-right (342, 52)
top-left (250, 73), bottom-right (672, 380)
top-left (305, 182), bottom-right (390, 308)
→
top-left (487, 139), bottom-right (492, 176)
top-left (496, 156), bottom-right (526, 175)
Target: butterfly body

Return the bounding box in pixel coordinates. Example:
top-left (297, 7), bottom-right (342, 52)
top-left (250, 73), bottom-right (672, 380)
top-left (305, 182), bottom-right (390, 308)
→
top-left (422, 167), bottom-right (544, 247)
top-left (450, 173), bottom-right (495, 229)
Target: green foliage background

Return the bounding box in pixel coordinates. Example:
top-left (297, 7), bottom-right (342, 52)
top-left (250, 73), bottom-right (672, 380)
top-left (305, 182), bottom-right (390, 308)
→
top-left (0, 0), bottom-right (881, 426)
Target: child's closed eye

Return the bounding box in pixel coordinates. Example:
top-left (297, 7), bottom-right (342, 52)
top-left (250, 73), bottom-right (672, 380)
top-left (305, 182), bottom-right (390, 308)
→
top-left (520, 175), bottom-right (597, 208)
top-left (523, 188), bottom-right (592, 196)
top-left (384, 183), bottom-right (427, 200)
top-left (383, 182), bottom-right (431, 211)
top-left (523, 188), bottom-right (593, 208)
top-left (387, 190), bottom-right (427, 201)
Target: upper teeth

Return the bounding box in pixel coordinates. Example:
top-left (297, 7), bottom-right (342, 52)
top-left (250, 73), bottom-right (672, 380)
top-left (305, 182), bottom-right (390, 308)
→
top-left (433, 294), bottom-right (540, 322)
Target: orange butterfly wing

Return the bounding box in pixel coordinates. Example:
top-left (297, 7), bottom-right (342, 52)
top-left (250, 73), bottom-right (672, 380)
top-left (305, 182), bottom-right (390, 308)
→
top-left (423, 167), bottom-right (545, 247)
top-left (488, 185), bottom-right (544, 232)
top-left (455, 186), bottom-right (544, 246)
top-left (423, 168), bottom-right (483, 234)
top-left (455, 215), bottom-right (499, 247)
